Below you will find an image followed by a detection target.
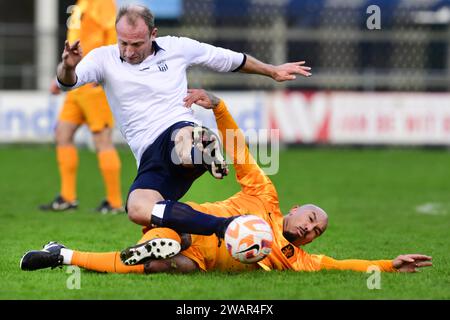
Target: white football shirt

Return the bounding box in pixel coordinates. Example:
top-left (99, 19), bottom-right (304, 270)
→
top-left (58, 36), bottom-right (245, 163)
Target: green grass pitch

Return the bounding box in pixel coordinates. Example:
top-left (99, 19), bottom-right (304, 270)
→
top-left (0, 145), bottom-right (449, 299)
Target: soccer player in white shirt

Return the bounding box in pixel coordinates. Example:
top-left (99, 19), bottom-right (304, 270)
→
top-left (56, 5), bottom-right (312, 228)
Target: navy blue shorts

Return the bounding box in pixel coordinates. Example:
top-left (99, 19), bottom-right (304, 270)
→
top-left (127, 121), bottom-right (207, 202)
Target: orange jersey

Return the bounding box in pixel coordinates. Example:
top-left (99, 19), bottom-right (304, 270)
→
top-left (181, 101), bottom-right (396, 273)
top-left (67, 0), bottom-right (117, 56)
top-left (59, 0), bottom-right (117, 129)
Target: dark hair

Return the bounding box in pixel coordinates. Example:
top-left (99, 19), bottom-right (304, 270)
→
top-left (115, 5), bottom-right (155, 33)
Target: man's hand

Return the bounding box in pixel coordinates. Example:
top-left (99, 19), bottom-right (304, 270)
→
top-left (62, 40), bottom-right (83, 70)
top-left (57, 40), bottom-right (82, 86)
top-left (240, 55), bottom-right (312, 82)
top-left (183, 89), bottom-right (221, 109)
top-left (272, 61), bottom-right (312, 81)
top-left (392, 254), bottom-right (432, 273)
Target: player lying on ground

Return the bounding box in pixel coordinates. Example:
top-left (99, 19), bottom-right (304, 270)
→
top-left (20, 90), bottom-right (432, 274)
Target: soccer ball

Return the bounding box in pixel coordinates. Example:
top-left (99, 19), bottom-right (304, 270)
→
top-left (224, 215), bottom-right (273, 264)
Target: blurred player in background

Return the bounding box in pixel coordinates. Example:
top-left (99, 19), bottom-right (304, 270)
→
top-left (21, 90), bottom-right (432, 275)
top-left (40, 0), bottom-right (124, 214)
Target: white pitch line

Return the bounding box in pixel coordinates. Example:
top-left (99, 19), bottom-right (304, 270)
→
top-left (415, 203), bottom-right (448, 216)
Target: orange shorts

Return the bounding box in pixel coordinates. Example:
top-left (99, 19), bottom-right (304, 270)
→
top-left (181, 234), bottom-right (260, 272)
top-left (58, 84), bottom-right (114, 132)
top-left (179, 201), bottom-right (261, 272)
top-left (138, 227), bottom-right (259, 272)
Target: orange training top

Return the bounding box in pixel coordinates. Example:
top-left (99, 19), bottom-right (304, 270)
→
top-left (67, 0), bottom-right (117, 56)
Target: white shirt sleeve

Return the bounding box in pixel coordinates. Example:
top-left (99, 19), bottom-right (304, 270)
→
top-left (57, 47), bottom-right (105, 91)
top-left (178, 36), bottom-right (245, 72)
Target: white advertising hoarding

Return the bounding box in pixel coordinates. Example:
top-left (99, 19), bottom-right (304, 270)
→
top-left (1, 91), bottom-right (450, 145)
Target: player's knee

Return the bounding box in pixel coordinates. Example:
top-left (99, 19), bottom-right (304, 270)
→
top-left (92, 129), bottom-right (114, 152)
top-left (144, 260), bottom-right (170, 273)
top-left (127, 202), bottom-right (152, 226)
top-left (127, 190), bottom-right (163, 225)
top-left (94, 141), bottom-right (114, 153)
top-left (55, 126), bottom-right (73, 145)
top-left (178, 149), bottom-right (193, 166)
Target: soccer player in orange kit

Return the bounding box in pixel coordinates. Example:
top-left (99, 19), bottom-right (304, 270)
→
top-left (40, 0), bottom-right (124, 213)
top-left (22, 90), bottom-right (432, 274)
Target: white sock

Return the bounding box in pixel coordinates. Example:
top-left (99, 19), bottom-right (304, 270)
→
top-left (60, 248), bottom-right (74, 265)
top-left (152, 203), bottom-right (166, 219)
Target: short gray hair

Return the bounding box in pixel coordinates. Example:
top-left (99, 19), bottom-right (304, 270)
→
top-left (116, 5), bottom-right (155, 33)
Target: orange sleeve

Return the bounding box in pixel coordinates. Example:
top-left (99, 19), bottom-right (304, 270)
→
top-left (213, 100), bottom-right (276, 198)
top-left (317, 255), bottom-right (397, 272)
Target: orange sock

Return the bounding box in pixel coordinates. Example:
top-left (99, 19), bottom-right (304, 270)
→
top-left (138, 227), bottom-right (182, 244)
top-left (97, 149), bottom-right (122, 208)
top-left (70, 229), bottom-right (181, 274)
top-left (71, 251), bottom-right (144, 274)
top-left (57, 145), bottom-right (78, 202)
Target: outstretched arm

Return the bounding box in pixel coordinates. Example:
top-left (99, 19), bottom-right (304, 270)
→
top-left (239, 55), bottom-right (312, 81)
top-left (184, 89), bottom-right (275, 197)
top-left (316, 254), bottom-right (432, 273)
top-left (391, 254), bottom-right (433, 273)
top-left (180, 37), bottom-right (311, 81)
top-left (183, 89), bottom-right (257, 173)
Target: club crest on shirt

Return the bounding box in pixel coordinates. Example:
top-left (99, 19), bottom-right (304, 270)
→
top-left (157, 60), bottom-right (168, 72)
top-left (281, 244), bottom-right (295, 258)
